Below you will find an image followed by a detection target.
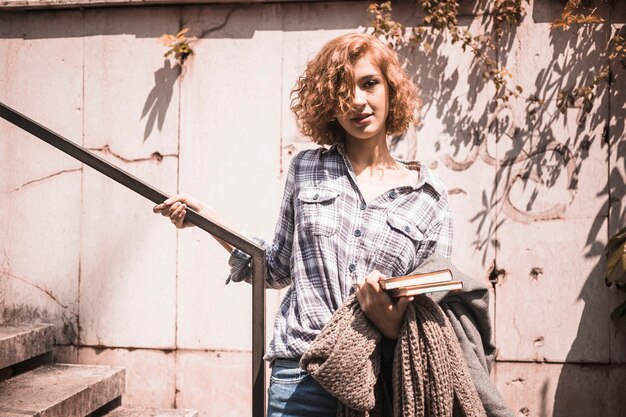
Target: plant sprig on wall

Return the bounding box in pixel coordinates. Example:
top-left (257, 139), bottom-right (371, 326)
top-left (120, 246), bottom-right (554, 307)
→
top-left (159, 28), bottom-right (195, 67)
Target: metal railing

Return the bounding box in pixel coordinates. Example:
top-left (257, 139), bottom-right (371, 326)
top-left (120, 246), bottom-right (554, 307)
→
top-left (0, 101), bottom-right (266, 417)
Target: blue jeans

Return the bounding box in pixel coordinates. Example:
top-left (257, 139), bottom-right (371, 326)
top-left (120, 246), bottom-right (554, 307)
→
top-left (267, 359), bottom-right (337, 417)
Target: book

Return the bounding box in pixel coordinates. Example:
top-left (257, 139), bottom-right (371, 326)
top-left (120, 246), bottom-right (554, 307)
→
top-left (379, 268), bottom-right (453, 290)
top-left (386, 280), bottom-right (463, 297)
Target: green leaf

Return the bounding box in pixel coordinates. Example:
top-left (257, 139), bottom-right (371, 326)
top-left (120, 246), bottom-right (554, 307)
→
top-left (611, 300), bottom-right (626, 321)
top-left (611, 301), bottom-right (626, 334)
top-left (176, 27), bottom-right (190, 37)
top-left (607, 227), bottom-right (626, 254)
top-left (585, 15), bottom-right (604, 24)
top-left (607, 242), bottom-right (626, 286)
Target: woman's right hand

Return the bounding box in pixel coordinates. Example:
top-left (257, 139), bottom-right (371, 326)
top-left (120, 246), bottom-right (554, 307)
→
top-left (153, 194), bottom-right (203, 229)
top-left (355, 269), bottom-right (413, 339)
top-left (154, 194), bottom-right (237, 254)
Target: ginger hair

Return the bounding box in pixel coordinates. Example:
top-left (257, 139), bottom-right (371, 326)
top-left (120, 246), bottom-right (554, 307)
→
top-left (290, 32), bottom-right (418, 146)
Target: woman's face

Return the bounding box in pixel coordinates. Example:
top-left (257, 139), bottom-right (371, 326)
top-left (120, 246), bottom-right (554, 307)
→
top-left (336, 55), bottom-right (390, 144)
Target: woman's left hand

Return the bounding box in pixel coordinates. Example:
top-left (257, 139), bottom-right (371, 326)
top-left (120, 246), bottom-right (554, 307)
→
top-left (354, 270), bottom-right (413, 339)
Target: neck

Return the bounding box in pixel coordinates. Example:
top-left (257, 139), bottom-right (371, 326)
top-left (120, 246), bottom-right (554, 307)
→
top-left (343, 134), bottom-right (396, 176)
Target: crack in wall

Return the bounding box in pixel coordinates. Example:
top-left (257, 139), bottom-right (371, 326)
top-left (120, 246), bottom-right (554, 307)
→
top-left (0, 269), bottom-right (77, 315)
top-left (198, 7), bottom-right (236, 38)
top-left (12, 168), bottom-right (82, 192)
top-left (87, 144), bottom-right (177, 163)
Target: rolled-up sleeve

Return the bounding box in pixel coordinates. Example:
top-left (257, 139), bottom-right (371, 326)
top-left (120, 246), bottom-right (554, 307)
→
top-left (226, 156), bottom-right (297, 289)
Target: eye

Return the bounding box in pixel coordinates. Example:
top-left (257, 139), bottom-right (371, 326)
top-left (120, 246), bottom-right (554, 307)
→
top-left (362, 79), bottom-right (379, 89)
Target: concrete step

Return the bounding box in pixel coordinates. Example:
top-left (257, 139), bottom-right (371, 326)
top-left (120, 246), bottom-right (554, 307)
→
top-left (0, 363), bottom-right (124, 417)
top-left (103, 407), bottom-right (198, 417)
top-left (0, 323), bottom-right (54, 369)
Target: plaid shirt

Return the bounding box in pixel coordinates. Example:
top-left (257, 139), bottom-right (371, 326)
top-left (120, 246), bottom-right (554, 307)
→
top-left (228, 144), bottom-right (452, 360)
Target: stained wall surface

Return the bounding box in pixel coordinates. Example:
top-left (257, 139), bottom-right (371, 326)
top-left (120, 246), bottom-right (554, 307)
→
top-left (0, 1), bottom-right (624, 416)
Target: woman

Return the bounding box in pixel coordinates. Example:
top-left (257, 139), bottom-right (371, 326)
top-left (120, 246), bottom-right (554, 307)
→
top-left (154, 32), bottom-right (452, 416)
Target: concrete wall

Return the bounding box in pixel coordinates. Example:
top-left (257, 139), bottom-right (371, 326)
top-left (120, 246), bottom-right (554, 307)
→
top-left (0, 1), bottom-right (624, 416)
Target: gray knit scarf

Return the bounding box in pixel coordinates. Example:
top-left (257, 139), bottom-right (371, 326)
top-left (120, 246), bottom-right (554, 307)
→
top-left (300, 295), bottom-right (487, 417)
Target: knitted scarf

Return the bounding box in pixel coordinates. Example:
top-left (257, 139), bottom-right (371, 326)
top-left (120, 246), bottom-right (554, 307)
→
top-left (300, 295), bottom-right (487, 417)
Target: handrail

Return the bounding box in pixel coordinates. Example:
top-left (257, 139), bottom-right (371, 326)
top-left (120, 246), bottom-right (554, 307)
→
top-left (0, 101), bottom-right (266, 417)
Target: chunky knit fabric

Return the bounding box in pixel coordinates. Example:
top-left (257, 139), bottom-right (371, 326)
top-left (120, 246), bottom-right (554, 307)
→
top-left (300, 295), bottom-right (487, 417)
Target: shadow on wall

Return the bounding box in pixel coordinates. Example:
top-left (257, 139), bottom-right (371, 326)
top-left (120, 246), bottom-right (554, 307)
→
top-left (386, 0), bottom-right (625, 414)
top-left (548, 1), bottom-right (625, 415)
top-left (555, 10), bottom-right (626, 417)
top-left (393, 3), bottom-right (612, 265)
top-left (141, 60), bottom-right (180, 141)
top-left (0, 3), bottom-right (370, 40)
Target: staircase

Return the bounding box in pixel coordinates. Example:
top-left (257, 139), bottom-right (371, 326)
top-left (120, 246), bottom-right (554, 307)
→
top-left (0, 324), bottom-right (197, 417)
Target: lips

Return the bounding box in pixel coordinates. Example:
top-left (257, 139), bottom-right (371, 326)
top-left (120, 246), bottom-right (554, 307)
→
top-left (351, 113), bottom-right (373, 124)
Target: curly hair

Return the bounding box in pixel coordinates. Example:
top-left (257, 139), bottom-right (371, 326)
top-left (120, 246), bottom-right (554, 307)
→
top-left (290, 33), bottom-right (419, 146)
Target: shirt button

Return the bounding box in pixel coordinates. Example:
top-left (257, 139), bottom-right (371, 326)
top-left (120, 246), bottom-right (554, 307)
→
top-left (349, 264), bottom-right (356, 272)
top-left (360, 202), bottom-right (367, 210)
top-left (312, 193), bottom-right (319, 200)
top-left (389, 190), bottom-right (398, 199)
top-left (354, 229), bottom-right (362, 237)
top-left (404, 226), bottom-right (411, 233)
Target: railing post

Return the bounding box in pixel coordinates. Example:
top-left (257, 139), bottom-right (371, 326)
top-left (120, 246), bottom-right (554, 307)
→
top-left (252, 256), bottom-right (266, 417)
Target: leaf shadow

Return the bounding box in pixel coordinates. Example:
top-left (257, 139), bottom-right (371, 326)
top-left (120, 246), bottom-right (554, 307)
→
top-left (141, 59), bottom-right (180, 141)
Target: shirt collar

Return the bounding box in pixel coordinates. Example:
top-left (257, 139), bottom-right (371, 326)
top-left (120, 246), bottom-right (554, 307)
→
top-left (325, 142), bottom-right (445, 197)
top-left (323, 142), bottom-right (343, 155)
top-left (412, 163), bottom-right (445, 197)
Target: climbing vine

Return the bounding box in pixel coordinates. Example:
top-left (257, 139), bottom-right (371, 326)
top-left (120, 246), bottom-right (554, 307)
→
top-left (368, 0), bottom-right (526, 101)
top-left (552, 2), bottom-right (625, 117)
top-left (369, 0), bottom-right (622, 109)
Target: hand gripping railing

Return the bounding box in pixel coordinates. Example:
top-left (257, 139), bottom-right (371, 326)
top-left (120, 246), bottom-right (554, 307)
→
top-left (0, 101), bottom-right (266, 417)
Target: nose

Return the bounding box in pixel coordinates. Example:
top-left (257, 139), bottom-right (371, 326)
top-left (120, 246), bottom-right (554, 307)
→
top-left (353, 87), bottom-right (366, 107)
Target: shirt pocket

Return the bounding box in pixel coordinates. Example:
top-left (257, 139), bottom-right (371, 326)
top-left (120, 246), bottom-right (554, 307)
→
top-left (374, 213), bottom-right (423, 276)
top-left (296, 184), bottom-right (341, 237)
